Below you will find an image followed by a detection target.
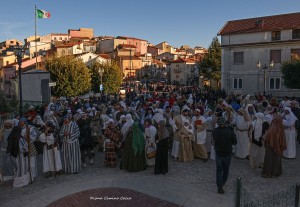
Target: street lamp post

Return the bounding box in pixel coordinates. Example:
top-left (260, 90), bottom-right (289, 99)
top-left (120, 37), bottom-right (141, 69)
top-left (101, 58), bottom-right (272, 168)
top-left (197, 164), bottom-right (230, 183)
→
top-left (14, 42), bottom-right (27, 116)
top-left (257, 60), bottom-right (274, 96)
top-left (98, 67), bottom-right (104, 92)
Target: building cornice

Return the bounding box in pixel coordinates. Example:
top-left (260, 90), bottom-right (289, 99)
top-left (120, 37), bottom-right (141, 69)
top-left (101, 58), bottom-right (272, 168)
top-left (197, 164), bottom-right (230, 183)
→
top-left (221, 39), bottom-right (300, 48)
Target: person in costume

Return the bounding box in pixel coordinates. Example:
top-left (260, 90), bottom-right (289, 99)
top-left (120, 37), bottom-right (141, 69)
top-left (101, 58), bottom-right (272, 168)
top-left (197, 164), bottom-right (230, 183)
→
top-left (39, 121), bottom-right (63, 177)
top-left (60, 114), bottom-right (81, 174)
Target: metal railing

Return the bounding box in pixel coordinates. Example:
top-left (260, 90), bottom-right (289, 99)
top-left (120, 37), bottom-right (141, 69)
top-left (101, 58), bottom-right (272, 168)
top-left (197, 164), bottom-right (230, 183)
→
top-left (236, 178), bottom-right (300, 207)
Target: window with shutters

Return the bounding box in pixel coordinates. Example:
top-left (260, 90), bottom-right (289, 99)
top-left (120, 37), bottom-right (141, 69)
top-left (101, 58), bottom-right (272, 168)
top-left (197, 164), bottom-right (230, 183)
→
top-left (292, 29), bottom-right (300, 39)
top-left (234, 52), bottom-right (244, 64)
top-left (270, 50), bottom-right (281, 63)
top-left (269, 77), bottom-right (281, 90)
top-left (233, 78), bottom-right (243, 89)
top-left (271, 31), bottom-right (281, 41)
top-left (174, 65), bottom-right (181, 73)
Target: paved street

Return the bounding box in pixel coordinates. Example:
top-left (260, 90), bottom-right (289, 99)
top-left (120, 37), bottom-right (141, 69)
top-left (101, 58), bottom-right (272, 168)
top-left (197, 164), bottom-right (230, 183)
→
top-left (1, 145), bottom-right (300, 207)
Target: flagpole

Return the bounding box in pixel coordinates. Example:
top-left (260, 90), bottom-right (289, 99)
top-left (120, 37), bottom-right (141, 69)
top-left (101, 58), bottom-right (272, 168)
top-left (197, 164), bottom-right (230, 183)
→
top-left (35, 5), bottom-right (38, 70)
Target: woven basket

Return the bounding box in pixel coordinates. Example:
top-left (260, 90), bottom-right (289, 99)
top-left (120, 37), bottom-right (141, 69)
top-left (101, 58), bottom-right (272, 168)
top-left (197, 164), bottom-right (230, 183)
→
top-left (146, 146), bottom-right (156, 159)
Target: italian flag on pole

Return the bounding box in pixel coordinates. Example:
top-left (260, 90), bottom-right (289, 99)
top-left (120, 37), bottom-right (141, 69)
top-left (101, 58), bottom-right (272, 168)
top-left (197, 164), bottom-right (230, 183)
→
top-left (36, 9), bottom-right (51, 18)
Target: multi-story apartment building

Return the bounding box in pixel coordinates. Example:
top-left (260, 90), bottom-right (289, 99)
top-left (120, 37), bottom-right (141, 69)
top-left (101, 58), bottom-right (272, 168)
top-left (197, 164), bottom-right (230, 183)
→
top-left (0, 53), bottom-right (16, 68)
top-left (68, 28), bottom-right (94, 38)
top-left (55, 42), bottom-right (84, 57)
top-left (218, 12), bottom-right (300, 97)
top-left (169, 58), bottom-right (196, 86)
top-left (40, 33), bottom-right (70, 43)
top-left (147, 45), bottom-right (161, 57)
top-left (155, 41), bottom-right (176, 54)
top-left (98, 36), bottom-right (147, 55)
top-left (0, 39), bottom-right (21, 53)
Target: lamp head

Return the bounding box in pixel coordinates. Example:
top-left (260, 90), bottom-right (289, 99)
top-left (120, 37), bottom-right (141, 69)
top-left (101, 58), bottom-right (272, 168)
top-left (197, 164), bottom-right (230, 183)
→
top-left (256, 60), bottom-right (261, 69)
top-left (269, 60), bottom-right (274, 69)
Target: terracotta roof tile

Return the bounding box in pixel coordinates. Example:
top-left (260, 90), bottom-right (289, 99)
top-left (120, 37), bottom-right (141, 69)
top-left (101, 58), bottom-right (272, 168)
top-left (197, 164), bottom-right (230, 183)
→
top-left (116, 36), bottom-right (147, 42)
top-left (99, 54), bottom-right (110, 59)
top-left (120, 56), bottom-right (141, 60)
top-left (119, 44), bottom-right (136, 48)
top-left (171, 58), bottom-right (195, 63)
top-left (218, 12), bottom-right (300, 35)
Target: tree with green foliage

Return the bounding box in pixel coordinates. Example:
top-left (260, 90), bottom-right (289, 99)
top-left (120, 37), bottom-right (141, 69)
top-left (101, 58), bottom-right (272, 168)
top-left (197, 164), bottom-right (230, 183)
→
top-left (45, 55), bottom-right (91, 97)
top-left (198, 37), bottom-right (222, 87)
top-left (281, 59), bottom-right (300, 89)
top-left (89, 61), bottom-right (122, 94)
top-left (0, 92), bottom-right (18, 113)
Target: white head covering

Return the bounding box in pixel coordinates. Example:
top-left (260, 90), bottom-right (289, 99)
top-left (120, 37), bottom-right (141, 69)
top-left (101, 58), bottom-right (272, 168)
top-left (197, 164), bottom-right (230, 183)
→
top-left (255, 112), bottom-right (264, 121)
top-left (153, 109), bottom-right (164, 123)
top-left (119, 115), bottom-right (126, 123)
top-left (105, 118), bottom-right (114, 126)
top-left (12, 118), bottom-right (19, 126)
top-left (121, 114), bottom-right (134, 137)
top-left (264, 114), bottom-right (273, 124)
top-left (4, 119), bottom-right (13, 125)
top-left (252, 112), bottom-right (263, 141)
top-left (282, 107), bottom-right (298, 122)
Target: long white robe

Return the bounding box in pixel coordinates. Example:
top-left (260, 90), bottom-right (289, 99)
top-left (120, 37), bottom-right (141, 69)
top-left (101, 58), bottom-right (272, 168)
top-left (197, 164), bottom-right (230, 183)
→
top-left (144, 125), bottom-right (157, 166)
top-left (39, 133), bottom-right (62, 173)
top-left (192, 116), bottom-right (206, 144)
top-left (13, 126), bottom-right (38, 187)
top-left (250, 119), bottom-right (265, 168)
top-left (282, 112), bottom-right (297, 158)
top-left (235, 115), bottom-right (251, 159)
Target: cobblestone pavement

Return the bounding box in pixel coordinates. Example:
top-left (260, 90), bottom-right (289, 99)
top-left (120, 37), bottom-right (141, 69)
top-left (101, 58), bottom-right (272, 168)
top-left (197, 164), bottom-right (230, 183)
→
top-left (1, 145), bottom-right (299, 207)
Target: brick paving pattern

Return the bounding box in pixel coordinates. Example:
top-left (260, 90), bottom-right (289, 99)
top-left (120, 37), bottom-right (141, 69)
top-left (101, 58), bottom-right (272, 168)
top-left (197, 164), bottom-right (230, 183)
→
top-left (48, 187), bottom-right (180, 207)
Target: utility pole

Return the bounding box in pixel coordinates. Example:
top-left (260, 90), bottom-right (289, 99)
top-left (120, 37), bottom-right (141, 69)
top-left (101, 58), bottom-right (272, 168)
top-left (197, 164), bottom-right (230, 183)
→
top-left (130, 48), bottom-right (132, 86)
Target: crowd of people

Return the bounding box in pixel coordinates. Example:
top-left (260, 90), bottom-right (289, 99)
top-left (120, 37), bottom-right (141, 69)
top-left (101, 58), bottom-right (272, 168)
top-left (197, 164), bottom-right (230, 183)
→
top-left (0, 89), bottom-right (299, 194)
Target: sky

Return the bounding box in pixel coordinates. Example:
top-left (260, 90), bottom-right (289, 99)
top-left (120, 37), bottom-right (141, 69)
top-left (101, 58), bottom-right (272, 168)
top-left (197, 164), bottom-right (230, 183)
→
top-left (1, 0), bottom-right (300, 48)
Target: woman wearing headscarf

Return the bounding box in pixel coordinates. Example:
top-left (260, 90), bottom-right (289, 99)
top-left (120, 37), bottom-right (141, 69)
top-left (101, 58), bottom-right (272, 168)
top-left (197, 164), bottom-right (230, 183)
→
top-left (192, 109), bottom-right (208, 161)
top-left (144, 118), bottom-right (157, 166)
top-left (245, 104), bottom-right (257, 121)
top-left (0, 120), bottom-right (14, 181)
top-left (60, 114), bottom-right (81, 174)
top-left (249, 113), bottom-right (269, 168)
top-left (235, 108), bottom-right (251, 159)
top-left (155, 120), bottom-right (170, 174)
top-left (178, 109), bottom-right (195, 162)
top-left (262, 116), bottom-right (287, 178)
top-left (152, 109), bottom-right (164, 128)
top-left (282, 107), bottom-right (297, 159)
top-left (104, 118), bottom-right (122, 167)
top-left (121, 115), bottom-right (146, 172)
top-left (39, 121), bottom-right (63, 177)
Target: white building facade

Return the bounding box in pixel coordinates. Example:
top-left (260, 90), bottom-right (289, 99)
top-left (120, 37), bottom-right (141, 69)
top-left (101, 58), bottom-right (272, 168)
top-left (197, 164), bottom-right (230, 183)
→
top-left (218, 12), bottom-right (300, 97)
top-left (169, 58), bottom-right (196, 86)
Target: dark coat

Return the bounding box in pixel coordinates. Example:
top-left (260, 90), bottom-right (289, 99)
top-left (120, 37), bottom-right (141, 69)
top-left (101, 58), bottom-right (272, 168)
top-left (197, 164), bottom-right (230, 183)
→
top-left (213, 126), bottom-right (237, 156)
